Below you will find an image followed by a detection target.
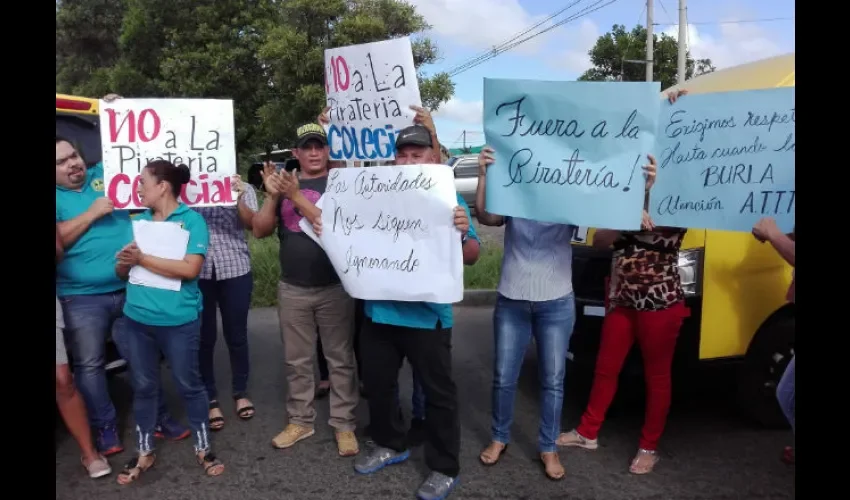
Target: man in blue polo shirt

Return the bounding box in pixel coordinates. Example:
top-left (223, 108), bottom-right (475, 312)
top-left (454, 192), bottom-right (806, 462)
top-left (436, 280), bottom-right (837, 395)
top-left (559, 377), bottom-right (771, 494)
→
top-left (55, 135), bottom-right (188, 455)
top-left (355, 121), bottom-right (479, 500)
top-left (307, 106), bottom-right (481, 500)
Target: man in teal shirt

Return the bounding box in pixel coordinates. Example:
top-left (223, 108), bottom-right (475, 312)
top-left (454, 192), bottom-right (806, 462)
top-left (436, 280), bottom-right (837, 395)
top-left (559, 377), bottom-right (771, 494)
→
top-left (354, 123), bottom-right (480, 500)
top-left (55, 136), bottom-right (188, 455)
top-left (307, 106), bottom-right (481, 500)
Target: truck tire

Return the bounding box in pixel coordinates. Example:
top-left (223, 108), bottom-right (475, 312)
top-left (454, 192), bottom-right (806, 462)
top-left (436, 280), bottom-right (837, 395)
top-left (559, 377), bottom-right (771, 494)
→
top-left (737, 310), bottom-right (794, 428)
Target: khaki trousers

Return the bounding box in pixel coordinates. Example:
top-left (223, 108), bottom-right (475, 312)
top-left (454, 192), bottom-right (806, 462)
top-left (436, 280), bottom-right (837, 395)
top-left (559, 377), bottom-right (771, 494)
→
top-left (277, 281), bottom-right (358, 431)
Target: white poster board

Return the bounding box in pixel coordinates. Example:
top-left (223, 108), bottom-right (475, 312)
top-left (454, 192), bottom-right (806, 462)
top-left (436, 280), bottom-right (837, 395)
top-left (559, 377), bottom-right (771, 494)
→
top-left (99, 98), bottom-right (237, 209)
top-left (299, 164), bottom-right (463, 303)
top-left (324, 37), bottom-right (422, 163)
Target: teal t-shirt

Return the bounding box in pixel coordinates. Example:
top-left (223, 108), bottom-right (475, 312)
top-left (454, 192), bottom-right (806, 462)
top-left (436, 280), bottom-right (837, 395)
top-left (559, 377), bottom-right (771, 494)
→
top-left (123, 203), bottom-right (209, 327)
top-left (55, 163), bottom-right (132, 296)
top-left (364, 195), bottom-right (480, 330)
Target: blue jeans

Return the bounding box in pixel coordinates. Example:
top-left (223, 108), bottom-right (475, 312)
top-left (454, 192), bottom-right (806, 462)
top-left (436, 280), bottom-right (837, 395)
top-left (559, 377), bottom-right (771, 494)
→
top-left (199, 271), bottom-right (253, 401)
top-left (123, 317), bottom-right (211, 454)
top-left (776, 355), bottom-right (795, 433)
top-left (60, 291), bottom-right (169, 429)
top-left (491, 293), bottom-right (576, 452)
top-left (394, 368), bottom-right (426, 421)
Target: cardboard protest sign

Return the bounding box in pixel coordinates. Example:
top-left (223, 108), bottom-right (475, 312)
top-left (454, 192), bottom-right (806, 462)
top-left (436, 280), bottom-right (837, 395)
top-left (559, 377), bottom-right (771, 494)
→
top-left (483, 79), bottom-right (661, 230)
top-left (651, 87), bottom-right (795, 232)
top-left (99, 98), bottom-right (237, 209)
top-left (299, 164), bottom-right (463, 303)
top-left (324, 37), bottom-right (422, 162)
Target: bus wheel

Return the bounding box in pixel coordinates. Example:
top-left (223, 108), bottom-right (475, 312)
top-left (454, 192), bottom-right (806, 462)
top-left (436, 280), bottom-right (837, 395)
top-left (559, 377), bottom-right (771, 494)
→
top-left (737, 311), bottom-right (794, 428)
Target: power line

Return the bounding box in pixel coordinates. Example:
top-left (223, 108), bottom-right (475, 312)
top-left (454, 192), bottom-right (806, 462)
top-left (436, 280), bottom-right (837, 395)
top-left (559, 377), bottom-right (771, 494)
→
top-left (443, 0), bottom-right (587, 77)
top-left (656, 0), bottom-right (676, 25)
top-left (449, 0), bottom-right (617, 77)
top-left (448, 0), bottom-right (622, 77)
top-left (617, 0), bottom-right (648, 81)
top-left (654, 17), bottom-right (794, 26)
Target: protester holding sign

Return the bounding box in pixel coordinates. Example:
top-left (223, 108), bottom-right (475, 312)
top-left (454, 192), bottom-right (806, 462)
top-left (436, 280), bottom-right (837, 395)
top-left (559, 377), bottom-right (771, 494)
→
top-left (474, 146), bottom-right (578, 481)
top-left (752, 217), bottom-right (795, 464)
top-left (252, 124), bottom-right (360, 458)
top-left (56, 224), bottom-right (112, 480)
top-left (196, 177), bottom-right (259, 430)
top-left (114, 160), bottom-right (223, 483)
top-left (557, 90), bottom-right (688, 476)
top-left (56, 132), bottom-right (190, 457)
top-left (305, 106), bottom-right (480, 500)
top-left (318, 105), bottom-right (452, 446)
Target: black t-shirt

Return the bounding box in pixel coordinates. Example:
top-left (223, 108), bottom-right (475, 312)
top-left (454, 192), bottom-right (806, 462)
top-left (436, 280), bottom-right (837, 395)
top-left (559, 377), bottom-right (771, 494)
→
top-left (276, 176), bottom-right (340, 287)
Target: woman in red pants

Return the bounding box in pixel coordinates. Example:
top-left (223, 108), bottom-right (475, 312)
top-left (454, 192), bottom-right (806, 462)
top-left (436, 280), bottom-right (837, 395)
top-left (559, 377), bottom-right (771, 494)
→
top-left (557, 90), bottom-right (689, 475)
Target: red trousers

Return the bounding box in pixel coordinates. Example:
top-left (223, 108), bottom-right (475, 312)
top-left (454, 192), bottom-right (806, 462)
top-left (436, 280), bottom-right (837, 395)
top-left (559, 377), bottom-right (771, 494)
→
top-left (576, 301), bottom-right (688, 450)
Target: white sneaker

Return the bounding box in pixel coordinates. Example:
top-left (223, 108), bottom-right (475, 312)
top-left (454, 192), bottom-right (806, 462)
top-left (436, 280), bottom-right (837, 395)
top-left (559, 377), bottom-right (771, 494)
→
top-left (83, 454), bottom-right (112, 479)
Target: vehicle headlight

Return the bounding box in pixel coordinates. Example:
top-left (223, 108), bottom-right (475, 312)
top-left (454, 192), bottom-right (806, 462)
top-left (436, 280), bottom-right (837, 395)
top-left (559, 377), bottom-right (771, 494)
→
top-left (677, 248), bottom-right (704, 297)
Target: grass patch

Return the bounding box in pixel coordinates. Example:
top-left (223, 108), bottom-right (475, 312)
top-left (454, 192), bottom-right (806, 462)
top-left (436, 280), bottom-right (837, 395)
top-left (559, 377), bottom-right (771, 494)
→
top-left (248, 235), bottom-right (282, 308)
top-left (247, 234), bottom-right (503, 308)
top-left (463, 242), bottom-right (503, 290)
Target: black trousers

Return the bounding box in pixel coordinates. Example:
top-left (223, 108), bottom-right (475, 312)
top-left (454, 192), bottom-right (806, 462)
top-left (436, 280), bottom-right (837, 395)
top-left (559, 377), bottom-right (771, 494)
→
top-left (319, 299), bottom-right (365, 381)
top-left (361, 316), bottom-right (460, 477)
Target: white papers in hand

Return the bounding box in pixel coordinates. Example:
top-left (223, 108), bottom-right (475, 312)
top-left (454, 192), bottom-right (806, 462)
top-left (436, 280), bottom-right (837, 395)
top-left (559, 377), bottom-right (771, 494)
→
top-left (128, 220), bottom-right (190, 291)
top-left (298, 196), bottom-right (324, 247)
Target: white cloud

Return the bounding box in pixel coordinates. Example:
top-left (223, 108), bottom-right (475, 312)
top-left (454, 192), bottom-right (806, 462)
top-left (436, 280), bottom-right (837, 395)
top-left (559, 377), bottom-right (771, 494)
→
top-left (406, 0), bottom-right (556, 54)
top-left (661, 21), bottom-right (787, 70)
top-left (433, 97), bottom-right (483, 126)
top-left (553, 18), bottom-right (600, 75)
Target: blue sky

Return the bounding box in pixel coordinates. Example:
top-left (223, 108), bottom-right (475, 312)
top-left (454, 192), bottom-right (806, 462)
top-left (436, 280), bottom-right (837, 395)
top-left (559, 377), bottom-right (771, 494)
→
top-left (405, 0), bottom-right (796, 149)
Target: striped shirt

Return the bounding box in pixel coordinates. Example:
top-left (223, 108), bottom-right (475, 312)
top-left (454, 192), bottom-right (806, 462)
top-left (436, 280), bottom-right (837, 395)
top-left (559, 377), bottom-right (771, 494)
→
top-left (497, 217), bottom-right (576, 302)
top-left (195, 184), bottom-right (259, 281)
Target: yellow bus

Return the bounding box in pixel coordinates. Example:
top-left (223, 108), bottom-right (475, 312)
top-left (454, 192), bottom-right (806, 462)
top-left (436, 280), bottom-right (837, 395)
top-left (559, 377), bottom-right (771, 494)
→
top-left (569, 54), bottom-right (795, 427)
top-left (56, 93), bottom-right (102, 167)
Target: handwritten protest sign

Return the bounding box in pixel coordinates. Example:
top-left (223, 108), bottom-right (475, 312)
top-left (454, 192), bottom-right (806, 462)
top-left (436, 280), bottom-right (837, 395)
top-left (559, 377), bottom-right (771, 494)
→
top-left (651, 88), bottom-right (795, 232)
top-left (483, 79), bottom-right (661, 230)
top-left (324, 37), bottom-right (422, 162)
top-left (298, 165), bottom-right (463, 303)
top-left (99, 98), bottom-right (237, 209)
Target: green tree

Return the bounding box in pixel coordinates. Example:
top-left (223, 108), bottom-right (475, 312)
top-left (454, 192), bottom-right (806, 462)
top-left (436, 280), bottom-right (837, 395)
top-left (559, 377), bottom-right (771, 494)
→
top-left (255, 0), bottom-right (454, 148)
top-left (54, 0), bottom-right (454, 155)
top-left (55, 0), bottom-right (127, 96)
top-left (578, 24), bottom-right (715, 89)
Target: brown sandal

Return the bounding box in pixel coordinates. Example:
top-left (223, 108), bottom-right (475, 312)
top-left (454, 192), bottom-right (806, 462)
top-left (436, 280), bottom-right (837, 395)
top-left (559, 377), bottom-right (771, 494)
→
top-left (540, 452), bottom-right (565, 480)
top-left (209, 401), bottom-right (225, 431)
top-left (479, 442), bottom-right (508, 465)
top-left (117, 454), bottom-right (156, 485)
top-left (235, 398), bottom-right (255, 420)
top-left (197, 451), bottom-right (225, 477)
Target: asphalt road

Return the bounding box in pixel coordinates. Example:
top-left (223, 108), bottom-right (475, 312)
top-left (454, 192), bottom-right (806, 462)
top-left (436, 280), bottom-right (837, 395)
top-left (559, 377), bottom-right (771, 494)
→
top-left (55, 306), bottom-right (794, 500)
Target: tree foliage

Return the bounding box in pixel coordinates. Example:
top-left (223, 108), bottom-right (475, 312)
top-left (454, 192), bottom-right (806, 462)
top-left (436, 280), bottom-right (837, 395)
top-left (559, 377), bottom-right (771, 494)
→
top-left (55, 0), bottom-right (454, 155)
top-left (578, 24), bottom-right (715, 89)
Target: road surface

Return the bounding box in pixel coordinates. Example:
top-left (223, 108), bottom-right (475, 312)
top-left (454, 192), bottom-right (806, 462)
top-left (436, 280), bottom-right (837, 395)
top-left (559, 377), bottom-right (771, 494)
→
top-left (55, 306), bottom-right (794, 500)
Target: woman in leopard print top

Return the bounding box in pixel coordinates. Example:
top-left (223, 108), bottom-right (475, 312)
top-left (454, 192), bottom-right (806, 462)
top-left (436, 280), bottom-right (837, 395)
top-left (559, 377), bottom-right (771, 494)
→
top-left (557, 89), bottom-right (689, 475)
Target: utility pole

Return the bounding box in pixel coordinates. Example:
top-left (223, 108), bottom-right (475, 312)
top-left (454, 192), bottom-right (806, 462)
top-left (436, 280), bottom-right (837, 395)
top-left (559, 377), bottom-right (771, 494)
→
top-left (645, 0), bottom-right (654, 82)
top-left (677, 0), bottom-right (688, 84)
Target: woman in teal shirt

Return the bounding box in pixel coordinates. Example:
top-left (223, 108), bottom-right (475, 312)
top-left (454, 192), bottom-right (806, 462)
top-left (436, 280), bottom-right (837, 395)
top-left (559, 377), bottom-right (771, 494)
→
top-left (114, 160), bottom-right (224, 483)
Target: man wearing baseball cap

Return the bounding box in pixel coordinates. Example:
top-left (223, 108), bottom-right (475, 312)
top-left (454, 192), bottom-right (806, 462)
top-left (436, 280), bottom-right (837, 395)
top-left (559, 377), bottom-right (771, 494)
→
top-left (252, 123), bottom-right (360, 458)
top-left (309, 106), bottom-right (481, 500)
